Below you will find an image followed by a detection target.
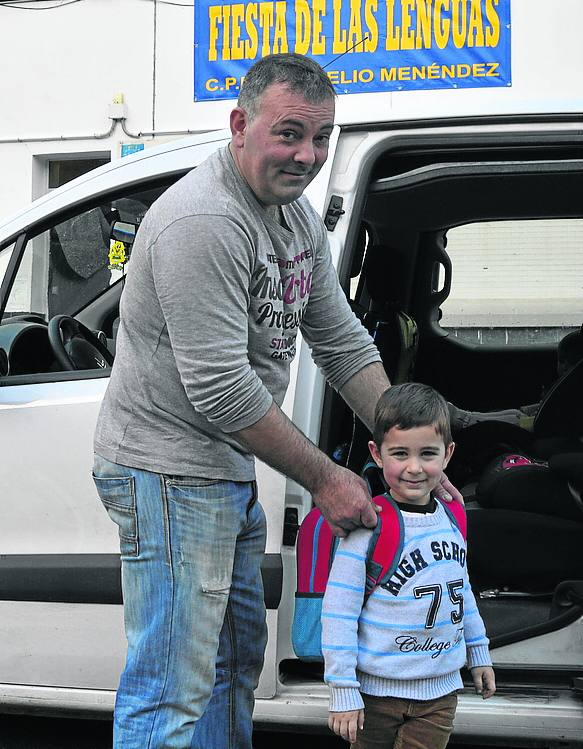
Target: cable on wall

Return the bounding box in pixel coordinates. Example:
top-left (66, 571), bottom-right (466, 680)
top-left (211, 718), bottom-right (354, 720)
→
top-left (0, 0), bottom-right (198, 141)
top-left (0, 119), bottom-right (117, 145)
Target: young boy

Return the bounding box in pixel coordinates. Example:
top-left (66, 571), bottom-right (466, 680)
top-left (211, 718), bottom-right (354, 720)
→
top-left (322, 382), bottom-right (496, 748)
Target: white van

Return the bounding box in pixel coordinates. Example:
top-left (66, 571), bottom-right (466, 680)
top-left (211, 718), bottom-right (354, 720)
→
top-left (1, 109), bottom-right (583, 745)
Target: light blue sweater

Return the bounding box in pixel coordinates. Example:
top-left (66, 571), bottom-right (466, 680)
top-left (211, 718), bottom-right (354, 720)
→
top-left (322, 501), bottom-right (492, 712)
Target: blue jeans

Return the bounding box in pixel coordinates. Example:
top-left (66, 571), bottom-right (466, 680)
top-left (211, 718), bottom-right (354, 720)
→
top-left (92, 454), bottom-right (267, 749)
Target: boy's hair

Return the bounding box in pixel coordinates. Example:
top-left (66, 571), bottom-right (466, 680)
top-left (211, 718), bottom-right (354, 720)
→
top-left (373, 382), bottom-right (452, 448)
top-left (237, 53), bottom-right (336, 120)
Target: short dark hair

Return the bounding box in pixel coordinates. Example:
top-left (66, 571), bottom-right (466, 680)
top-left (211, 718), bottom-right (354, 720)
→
top-left (372, 382), bottom-right (452, 448)
top-left (238, 53), bottom-right (336, 120)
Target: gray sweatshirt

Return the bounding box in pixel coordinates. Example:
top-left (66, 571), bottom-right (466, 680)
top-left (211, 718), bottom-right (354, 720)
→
top-left (94, 146), bottom-right (380, 480)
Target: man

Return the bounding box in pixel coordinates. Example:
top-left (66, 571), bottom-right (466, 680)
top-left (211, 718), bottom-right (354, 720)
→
top-left (93, 53), bottom-right (390, 748)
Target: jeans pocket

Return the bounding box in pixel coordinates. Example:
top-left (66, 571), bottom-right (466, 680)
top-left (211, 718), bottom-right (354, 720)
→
top-left (164, 476), bottom-right (221, 488)
top-left (93, 474), bottom-right (138, 558)
top-left (162, 476), bottom-right (241, 592)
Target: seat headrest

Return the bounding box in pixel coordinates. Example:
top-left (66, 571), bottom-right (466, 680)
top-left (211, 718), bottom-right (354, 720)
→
top-left (534, 357), bottom-right (583, 437)
top-left (364, 245), bottom-right (405, 306)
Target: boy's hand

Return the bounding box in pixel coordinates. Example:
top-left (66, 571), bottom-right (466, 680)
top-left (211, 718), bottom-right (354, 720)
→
top-left (471, 666), bottom-right (496, 699)
top-left (328, 709), bottom-right (364, 743)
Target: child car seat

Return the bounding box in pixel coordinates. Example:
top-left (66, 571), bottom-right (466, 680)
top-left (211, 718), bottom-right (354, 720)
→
top-left (475, 452), bottom-right (583, 522)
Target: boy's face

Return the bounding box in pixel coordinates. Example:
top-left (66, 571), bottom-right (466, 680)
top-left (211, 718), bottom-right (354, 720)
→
top-left (368, 425), bottom-right (454, 506)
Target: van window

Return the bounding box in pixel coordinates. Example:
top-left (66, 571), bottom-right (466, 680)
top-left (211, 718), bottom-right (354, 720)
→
top-left (439, 219), bottom-right (583, 345)
top-left (1, 186), bottom-right (166, 323)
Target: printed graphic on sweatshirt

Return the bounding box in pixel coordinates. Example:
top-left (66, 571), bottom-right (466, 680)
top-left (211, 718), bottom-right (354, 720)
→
top-left (376, 533), bottom-right (468, 658)
top-left (250, 249), bottom-right (313, 362)
top-left (380, 536), bottom-right (467, 596)
top-left (395, 626), bottom-right (465, 660)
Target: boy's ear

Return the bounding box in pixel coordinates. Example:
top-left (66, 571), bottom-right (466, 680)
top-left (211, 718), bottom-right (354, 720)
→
top-left (443, 441), bottom-right (455, 469)
top-left (368, 440), bottom-right (383, 469)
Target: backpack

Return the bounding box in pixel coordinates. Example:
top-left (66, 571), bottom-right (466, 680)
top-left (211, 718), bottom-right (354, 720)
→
top-left (291, 470), bottom-right (467, 662)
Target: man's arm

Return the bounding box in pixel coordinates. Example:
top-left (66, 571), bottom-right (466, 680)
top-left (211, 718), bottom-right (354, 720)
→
top-left (338, 362), bottom-right (390, 431)
top-left (234, 400), bottom-right (377, 537)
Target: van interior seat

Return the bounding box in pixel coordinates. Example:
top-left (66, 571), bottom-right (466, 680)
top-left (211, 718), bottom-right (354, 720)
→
top-left (360, 243), bottom-right (418, 385)
top-left (466, 506), bottom-right (583, 594)
top-left (475, 451), bottom-right (583, 523)
top-left (454, 328), bottom-right (583, 520)
top-left (534, 354), bottom-right (583, 439)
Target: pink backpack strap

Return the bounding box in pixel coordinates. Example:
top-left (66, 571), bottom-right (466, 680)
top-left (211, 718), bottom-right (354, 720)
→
top-left (295, 507), bottom-right (337, 594)
top-left (364, 493), bottom-right (404, 596)
top-left (437, 497), bottom-right (467, 539)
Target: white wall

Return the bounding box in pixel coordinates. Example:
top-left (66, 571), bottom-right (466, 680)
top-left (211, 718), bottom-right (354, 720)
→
top-left (1, 0), bottom-right (583, 221)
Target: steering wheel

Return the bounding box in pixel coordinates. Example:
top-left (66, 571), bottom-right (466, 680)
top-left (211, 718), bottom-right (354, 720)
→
top-left (48, 315), bottom-right (114, 371)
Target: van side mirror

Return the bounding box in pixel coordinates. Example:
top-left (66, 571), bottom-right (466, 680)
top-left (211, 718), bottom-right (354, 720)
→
top-left (111, 221), bottom-right (137, 245)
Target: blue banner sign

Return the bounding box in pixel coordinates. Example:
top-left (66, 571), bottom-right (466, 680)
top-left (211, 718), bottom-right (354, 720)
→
top-left (194, 0), bottom-right (511, 101)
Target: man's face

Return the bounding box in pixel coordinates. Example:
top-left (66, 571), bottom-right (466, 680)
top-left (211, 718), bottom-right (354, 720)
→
top-left (230, 83), bottom-right (335, 207)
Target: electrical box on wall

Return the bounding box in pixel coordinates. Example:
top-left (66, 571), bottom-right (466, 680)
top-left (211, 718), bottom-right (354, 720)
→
top-left (109, 93), bottom-right (127, 121)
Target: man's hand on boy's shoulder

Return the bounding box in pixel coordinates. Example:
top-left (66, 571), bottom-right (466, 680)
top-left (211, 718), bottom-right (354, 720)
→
top-left (328, 708), bottom-right (365, 743)
top-left (314, 466), bottom-right (379, 538)
top-left (435, 473), bottom-right (465, 505)
top-left (471, 665), bottom-right (496, 699)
